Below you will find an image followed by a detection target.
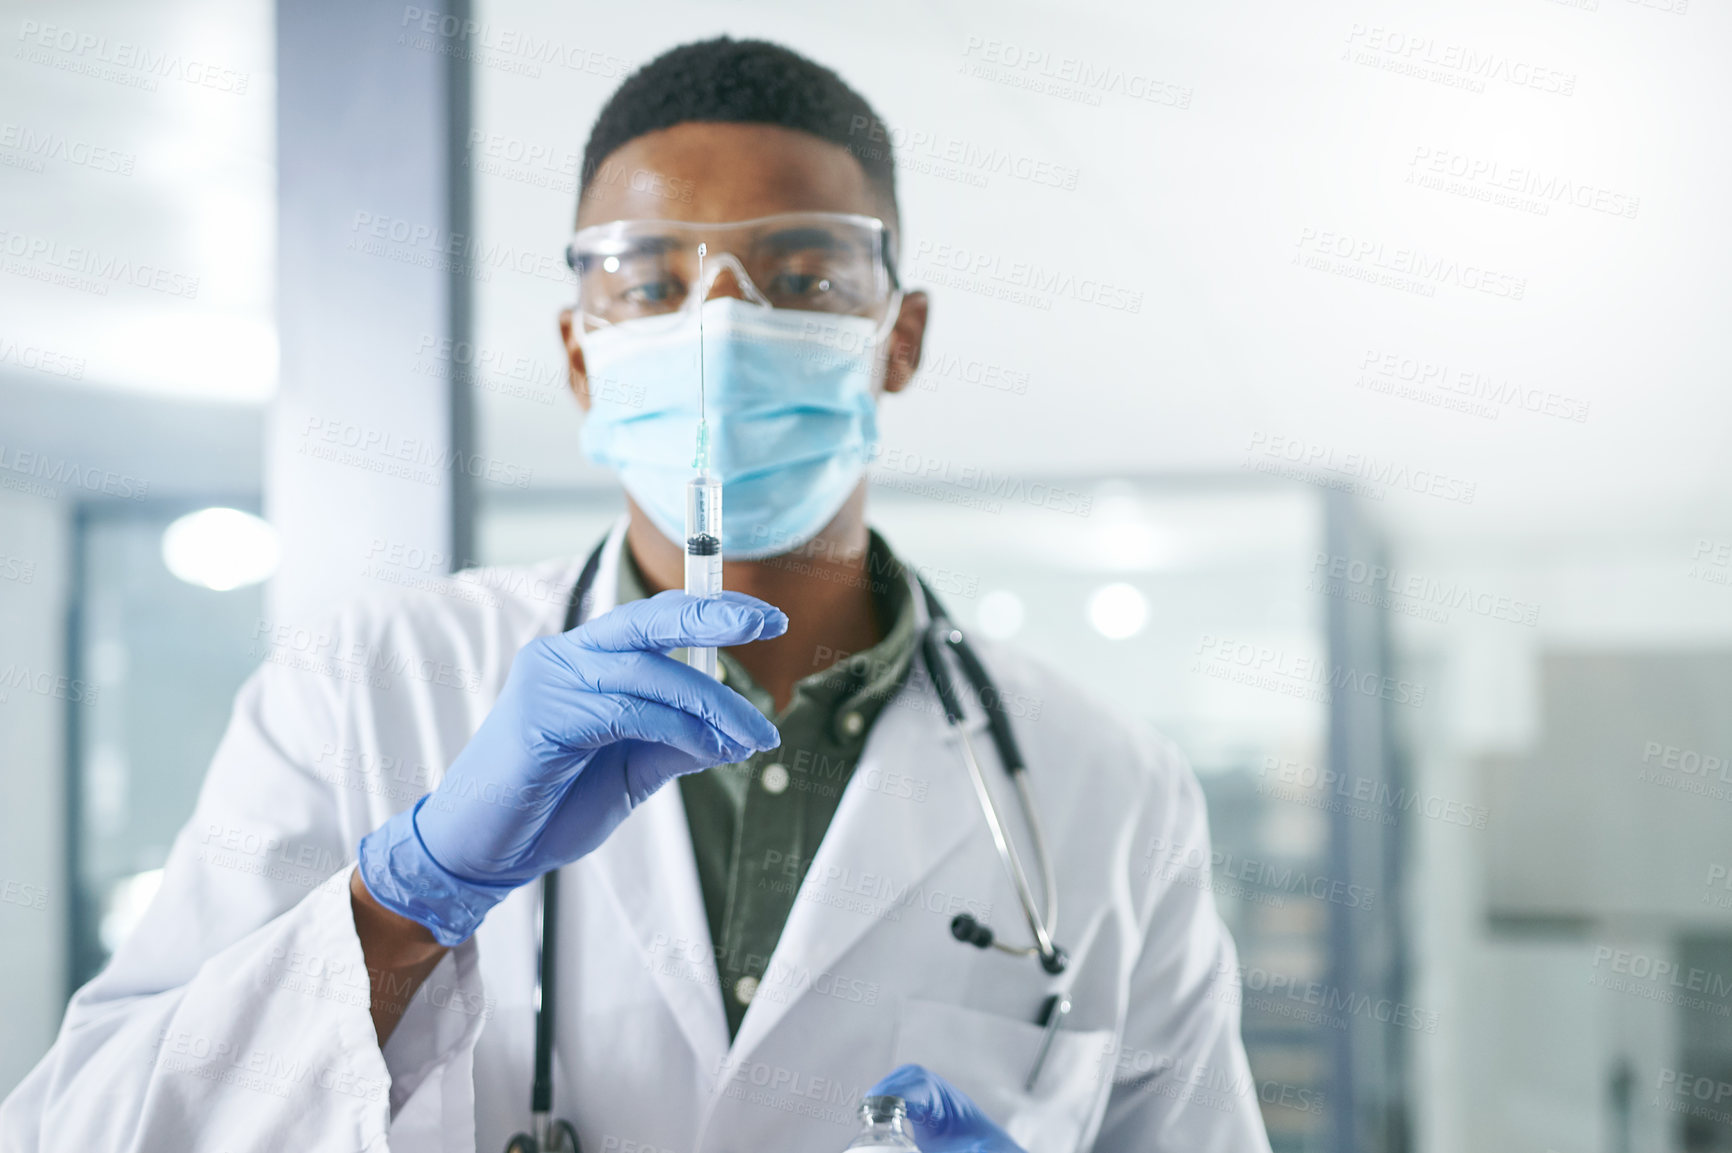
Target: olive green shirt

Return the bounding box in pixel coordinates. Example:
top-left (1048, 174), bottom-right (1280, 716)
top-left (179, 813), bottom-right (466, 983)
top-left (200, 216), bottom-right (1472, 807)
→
top-left (614, 532), bottom-right (918, 1040)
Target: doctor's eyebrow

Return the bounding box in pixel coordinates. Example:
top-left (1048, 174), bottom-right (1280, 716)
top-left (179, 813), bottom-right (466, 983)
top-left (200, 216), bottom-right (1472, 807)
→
top-left (572, 235), bottom-right (683, 274)
top-left (606, 236), bottom-right (684, 260)
top-left (754, 227), bottom-right (847, 254)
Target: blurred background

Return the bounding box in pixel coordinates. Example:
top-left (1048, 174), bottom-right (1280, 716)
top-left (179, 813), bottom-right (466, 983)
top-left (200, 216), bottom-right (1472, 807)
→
top-left (3, 0), bottom-right (1731, 1149)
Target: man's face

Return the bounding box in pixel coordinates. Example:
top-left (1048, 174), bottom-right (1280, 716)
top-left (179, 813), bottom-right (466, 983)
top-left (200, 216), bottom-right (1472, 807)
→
top-left (559, 121), bottom-right (928, 406)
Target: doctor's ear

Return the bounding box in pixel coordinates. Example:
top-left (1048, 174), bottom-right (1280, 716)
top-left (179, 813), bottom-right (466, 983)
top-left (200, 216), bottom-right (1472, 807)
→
top-left (558, 307), bottom-right (592, 411)
top-left (881, 290), bottom-right (929, 395)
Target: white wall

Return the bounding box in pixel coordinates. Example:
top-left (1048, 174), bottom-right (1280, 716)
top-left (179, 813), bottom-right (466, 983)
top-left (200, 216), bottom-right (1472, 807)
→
top-left (0, 0), bottom-right (275, 402)
top-left (0, 492), bottom-right (69, 1095)
top-left (467, 0), bottom-right (1732, 544)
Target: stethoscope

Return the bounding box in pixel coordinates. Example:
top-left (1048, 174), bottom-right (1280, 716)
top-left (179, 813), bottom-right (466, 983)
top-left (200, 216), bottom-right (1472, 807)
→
top-left (505, 538), bottom-right (1068, 1152)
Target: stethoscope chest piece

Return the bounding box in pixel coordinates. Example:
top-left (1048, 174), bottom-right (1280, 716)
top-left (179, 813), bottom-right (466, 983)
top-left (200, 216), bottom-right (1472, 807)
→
top-left (505, 1118), bottom-right (580, 1153)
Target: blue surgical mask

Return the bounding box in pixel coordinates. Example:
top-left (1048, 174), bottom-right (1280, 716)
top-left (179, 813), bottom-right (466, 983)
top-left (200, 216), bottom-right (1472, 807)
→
top-left (578, 298), bottom-right (887, 560)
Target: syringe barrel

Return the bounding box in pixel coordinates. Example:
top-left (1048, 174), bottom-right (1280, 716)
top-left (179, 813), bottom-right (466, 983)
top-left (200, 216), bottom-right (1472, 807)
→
top-left (687, 473), bottom-right (722, 543)
top-left (685, 474), bottom-right (723, 679)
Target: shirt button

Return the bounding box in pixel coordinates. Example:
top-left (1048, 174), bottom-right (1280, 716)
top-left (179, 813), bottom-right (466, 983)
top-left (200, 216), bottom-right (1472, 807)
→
top-left (760, 762), bottom-right (790, 794)
top-left (734, 975), bottom-right (759, 1006)
top-left (840, 711), bottom-right (865, 737)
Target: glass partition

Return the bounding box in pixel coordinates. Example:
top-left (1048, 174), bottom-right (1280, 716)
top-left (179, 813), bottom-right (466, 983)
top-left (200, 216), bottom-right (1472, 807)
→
top-left (68, 501), bottom-right (266, 987)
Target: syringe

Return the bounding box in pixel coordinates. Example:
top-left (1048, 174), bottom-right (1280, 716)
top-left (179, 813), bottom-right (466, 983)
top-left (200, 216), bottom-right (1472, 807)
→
top-left (685, 243), bottom-right (723, 679)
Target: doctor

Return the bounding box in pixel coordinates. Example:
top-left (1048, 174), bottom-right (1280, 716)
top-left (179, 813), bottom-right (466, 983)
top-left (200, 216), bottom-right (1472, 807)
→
top-left (1, 36), bottom-right (1269, 1153)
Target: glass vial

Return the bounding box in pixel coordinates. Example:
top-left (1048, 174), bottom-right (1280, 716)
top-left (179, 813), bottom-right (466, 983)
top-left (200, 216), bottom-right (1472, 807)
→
top-left (842, 1095), bottom-right (919, 1151)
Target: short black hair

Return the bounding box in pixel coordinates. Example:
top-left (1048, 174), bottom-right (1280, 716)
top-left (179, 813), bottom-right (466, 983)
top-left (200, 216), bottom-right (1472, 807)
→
top-left (580, 37), bottom-right (898, 222)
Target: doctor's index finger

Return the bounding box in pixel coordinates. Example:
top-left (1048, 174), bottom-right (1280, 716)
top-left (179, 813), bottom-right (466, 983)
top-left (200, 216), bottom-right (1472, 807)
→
top-left (573, 590), bottom-right (788, 653)
top-left (595, 693), bottom-right (764, 771)
top-left (580, 649), bottom-right (780, 753)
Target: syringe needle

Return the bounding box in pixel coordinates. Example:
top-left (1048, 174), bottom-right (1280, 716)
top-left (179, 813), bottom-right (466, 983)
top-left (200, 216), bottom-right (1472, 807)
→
top-left (694, 243), bottom-right (710, 474)
top-left (697, 242), bottom-right (707, 427)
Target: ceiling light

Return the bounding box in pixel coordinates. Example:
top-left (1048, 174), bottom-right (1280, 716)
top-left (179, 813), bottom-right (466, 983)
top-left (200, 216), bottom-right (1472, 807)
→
top-left (161, 507), bottom-right (279, 591)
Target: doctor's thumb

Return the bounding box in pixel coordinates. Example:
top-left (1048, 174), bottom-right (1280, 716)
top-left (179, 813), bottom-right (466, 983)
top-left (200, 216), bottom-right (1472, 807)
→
top-left (867, 1064), bottom-right (1024, 1152)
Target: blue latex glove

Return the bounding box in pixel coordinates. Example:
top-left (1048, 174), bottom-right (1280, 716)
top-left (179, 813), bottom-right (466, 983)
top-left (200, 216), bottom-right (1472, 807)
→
top-left (359, 590), bottom-right (786, 945)
top-left (869, 1064), bottom-right (1026, 1153)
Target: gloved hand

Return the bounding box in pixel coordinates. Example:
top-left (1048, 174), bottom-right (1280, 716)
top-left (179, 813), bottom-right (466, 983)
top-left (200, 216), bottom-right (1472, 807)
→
top-left (359, 590), bottom-right (786, 945)
top-left (868, 1064), bottom-right (1026, 1153)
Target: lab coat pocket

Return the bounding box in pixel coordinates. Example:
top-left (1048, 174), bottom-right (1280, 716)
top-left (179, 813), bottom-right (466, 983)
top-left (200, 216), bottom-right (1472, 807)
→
top-left (891, 996), bottom-right (1113, 1153)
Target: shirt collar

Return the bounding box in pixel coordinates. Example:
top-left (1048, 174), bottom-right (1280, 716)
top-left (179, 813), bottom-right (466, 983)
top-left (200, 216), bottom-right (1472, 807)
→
top-left (613, 530), bottom-right (918, 737)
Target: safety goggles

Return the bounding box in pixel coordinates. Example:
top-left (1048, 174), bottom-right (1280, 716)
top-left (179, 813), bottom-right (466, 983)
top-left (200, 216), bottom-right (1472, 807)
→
top-left (563, 211), bottom-right (900, 329)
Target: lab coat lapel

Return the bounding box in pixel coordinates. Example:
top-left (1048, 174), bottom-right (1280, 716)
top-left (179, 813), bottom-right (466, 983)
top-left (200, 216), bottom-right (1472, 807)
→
top-left (587, 785), bottom-right (732, 1079)
top-left (724, 668), bottom-right (981, 1063)
top-left (578, 519), bottom-right (731, 1078)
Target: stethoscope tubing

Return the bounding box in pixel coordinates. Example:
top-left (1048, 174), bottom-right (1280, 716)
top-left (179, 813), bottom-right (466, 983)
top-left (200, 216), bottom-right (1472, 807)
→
top-left (918, 617), bottom-right (1063, 970)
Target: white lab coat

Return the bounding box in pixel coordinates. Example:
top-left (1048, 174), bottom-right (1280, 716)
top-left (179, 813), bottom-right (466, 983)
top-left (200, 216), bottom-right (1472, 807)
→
top-left (1, 522), bottom-right (1270, 1153)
